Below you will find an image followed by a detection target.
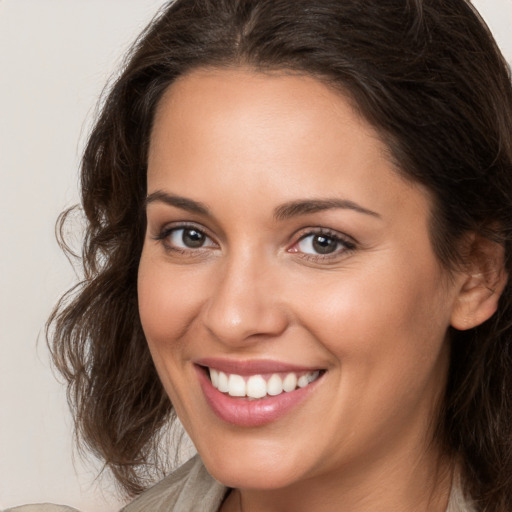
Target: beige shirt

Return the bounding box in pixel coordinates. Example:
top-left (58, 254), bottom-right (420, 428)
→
top-left (3, 455), bottom-right (476, 512)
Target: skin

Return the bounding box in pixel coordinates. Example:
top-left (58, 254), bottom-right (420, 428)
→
top-left (138, 68), bottom-right (474, 511)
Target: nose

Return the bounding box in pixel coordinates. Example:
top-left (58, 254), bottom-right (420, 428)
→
top-left (202, 252), bottom-right (289, 345)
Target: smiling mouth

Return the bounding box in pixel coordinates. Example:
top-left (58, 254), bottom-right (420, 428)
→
top-left (204, 367), bottom-right (324, 400)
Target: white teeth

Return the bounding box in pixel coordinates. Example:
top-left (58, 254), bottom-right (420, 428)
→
top-left (218, 371), bottom-right (229, 393)
top-left (228, 374), bottom-right (246, 397)
top-left (210, 368), bottom-right (219, 388)
top-left (297, 375), bottom-right (309, 388)
top-left (298, 371), bottom-right (320, 388)
top-left (283, 373), bottom-right (297, 392)
top-left (267, 374), bottom-right (283, 396)
top-left (308, 370), bottom-right (320, 383)
top-left (209, 368), bottom-right (321, 398)
top-left (246, 375), bottom-right (267, 399)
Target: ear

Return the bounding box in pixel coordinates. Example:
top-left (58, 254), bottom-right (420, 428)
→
top-left (450, 234), bottom-right (508, 331)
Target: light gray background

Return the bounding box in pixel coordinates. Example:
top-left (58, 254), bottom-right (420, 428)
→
top-left (1, 0), bottom-right (511, 510)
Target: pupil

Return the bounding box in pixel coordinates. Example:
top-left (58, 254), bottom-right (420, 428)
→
top-left (182, 229), bottom-right (205, 248)
top-left (312, 235), bottom-right (336, 254)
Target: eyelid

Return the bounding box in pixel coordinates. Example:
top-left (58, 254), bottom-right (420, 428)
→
top-left (293, 226), bottom-right (356, 244)
top-left (152, 221), bottom-right (219, 252)
top-left (150, 221), bottom-right (356, 260)
top-left (288, 227), bottom-right (357, 259)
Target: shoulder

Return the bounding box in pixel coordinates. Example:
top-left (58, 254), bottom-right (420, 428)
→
top-left (446, 471), bottom-right (477, 512)
top-left (3, 506), bottom-right (80, 512)
top-left (121, 454), bottom-right (227, 512)
top-left (3, 456), bottom-right (226, 512)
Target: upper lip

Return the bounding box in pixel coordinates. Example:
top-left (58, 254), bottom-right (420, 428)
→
top-left (194, 357), bottom-right (323, 375)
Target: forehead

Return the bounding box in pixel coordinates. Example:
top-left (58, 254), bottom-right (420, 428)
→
top-left (147, 67), bottom-right (428, 221)
top-left (151, 68), bottom-right (377, 143)
top-left (151, 68), bottom-right (383, 156)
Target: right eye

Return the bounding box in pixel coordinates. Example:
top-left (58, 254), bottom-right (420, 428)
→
top-left (169, 227), bottom-right (213, 248)
top-left (155, 225), bottom-right (217, 252)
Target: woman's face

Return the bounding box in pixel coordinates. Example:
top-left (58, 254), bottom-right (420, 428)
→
top-left (138, 68), bottom-right (463, 491)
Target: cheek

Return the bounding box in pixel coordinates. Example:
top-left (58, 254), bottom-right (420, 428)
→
top-left (137, 252), bottom-right (208, 419)
top-left (296, 257), bottom-right (452, 444)
top-left (297, 250), bottom-right (452, 372)
top-left (137, 253), bottom-right (204, 355)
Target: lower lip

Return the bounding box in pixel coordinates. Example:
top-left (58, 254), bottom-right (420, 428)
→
top-left (196, 366), bottom-right (323, 427)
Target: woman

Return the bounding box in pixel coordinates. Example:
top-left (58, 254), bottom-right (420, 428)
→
top-left (10, 0), bottom-right (512, 511)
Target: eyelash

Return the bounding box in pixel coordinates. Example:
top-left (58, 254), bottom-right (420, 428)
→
top-left (153, 223), bottom-right (357, 261)
top-left (153, 222), bottom-right (217, 256)
top-left (289, 228), bottom-right (356, 262)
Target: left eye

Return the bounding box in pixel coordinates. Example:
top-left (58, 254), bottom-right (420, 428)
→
top-left (295, 233), bottom-right (347, 255)
top-left (167, 227), bottom-right (215, 249)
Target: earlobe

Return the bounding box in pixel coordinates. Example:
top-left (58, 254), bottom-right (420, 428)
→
top-left (450, 235), bottom-right (508, 331)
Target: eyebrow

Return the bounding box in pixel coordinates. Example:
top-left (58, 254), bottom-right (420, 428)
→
top-left (273, 199), bottom-right (381, 221)
top-left (145, 190), bottom-right (210, 216)
top-left (145, 191), bottom-right (381, 220)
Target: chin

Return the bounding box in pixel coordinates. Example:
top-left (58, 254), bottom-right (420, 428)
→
top-left (200, 445), bottom-right (307, 490)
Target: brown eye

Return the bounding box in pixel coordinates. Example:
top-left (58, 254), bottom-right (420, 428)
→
top-left (291, 230), bottom-right (356, 259)
top-left (297, 233), bottom-right (340, 255)
top-left (311, 235), bottom-right (338, 254)
top-left (181, 228), bottom-right (206, 248)
top-left (163, 227), bottom-right (216, 250)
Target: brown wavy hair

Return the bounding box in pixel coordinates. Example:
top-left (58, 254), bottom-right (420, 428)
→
top-left (47, 0), bottom-right (512, 508)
